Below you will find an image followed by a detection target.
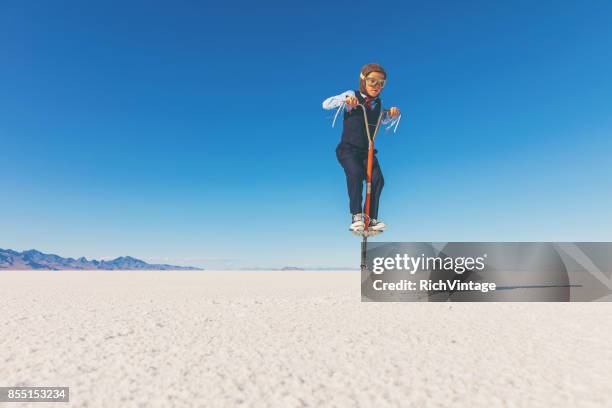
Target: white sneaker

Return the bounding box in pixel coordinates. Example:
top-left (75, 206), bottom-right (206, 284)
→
top-left (369, 219), bottom-right (387, 231)
top-left (349, 214), bottom-right (365, 231)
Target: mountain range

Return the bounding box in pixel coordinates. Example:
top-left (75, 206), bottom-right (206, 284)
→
top-left (0, 248), bottom-right (201, 270)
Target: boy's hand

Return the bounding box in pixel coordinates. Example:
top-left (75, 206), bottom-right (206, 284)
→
top-left (389, 107), bottom-right (400, 118)
top-left (345, 95), bottom-right (359, 107)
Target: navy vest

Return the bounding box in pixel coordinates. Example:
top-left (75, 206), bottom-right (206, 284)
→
top-left (337, 90), bottom-right (382, 153)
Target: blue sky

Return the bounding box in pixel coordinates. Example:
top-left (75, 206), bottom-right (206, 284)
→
top-left (2, 1), bottom-right (611, 269)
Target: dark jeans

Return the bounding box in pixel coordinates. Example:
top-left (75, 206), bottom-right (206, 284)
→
top-left (336, 146), bottom-right (384, 219)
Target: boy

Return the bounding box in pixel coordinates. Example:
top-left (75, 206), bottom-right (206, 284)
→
top-left (322, 63), bottom-right (401, 232)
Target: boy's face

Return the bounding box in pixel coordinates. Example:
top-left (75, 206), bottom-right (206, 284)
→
top-left (364, 72), bottom-right (385, 98)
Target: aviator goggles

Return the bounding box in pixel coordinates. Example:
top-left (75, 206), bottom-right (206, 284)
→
top-left (364, 76), bottom-right (386, 89)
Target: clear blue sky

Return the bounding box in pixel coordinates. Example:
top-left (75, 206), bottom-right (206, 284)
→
top-left (2, 1), bottom-right (611, 269)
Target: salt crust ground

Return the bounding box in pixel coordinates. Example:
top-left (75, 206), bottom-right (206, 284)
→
top-left (1, 270), bottom-right (611, 408)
